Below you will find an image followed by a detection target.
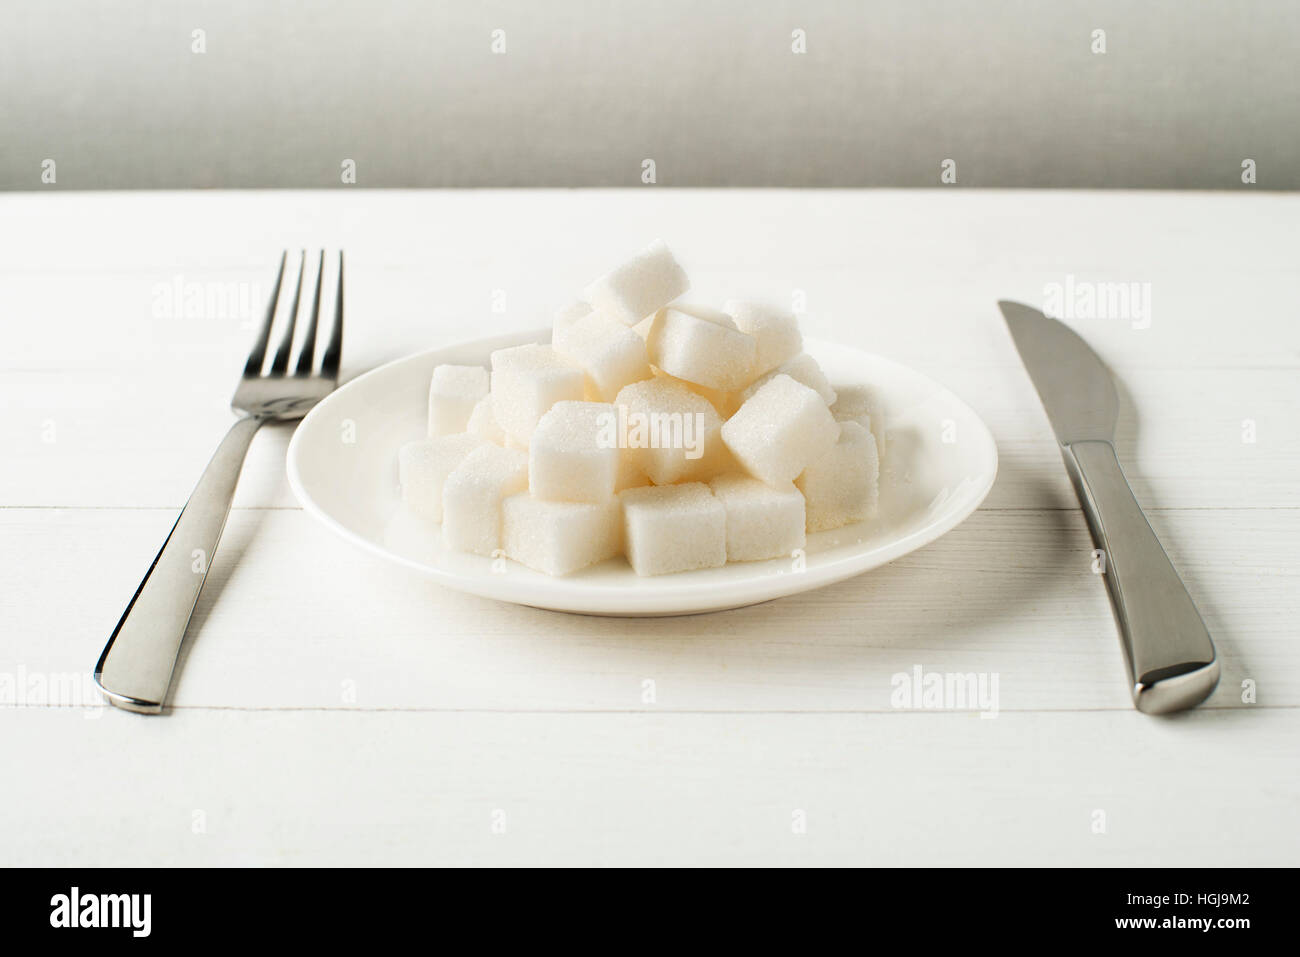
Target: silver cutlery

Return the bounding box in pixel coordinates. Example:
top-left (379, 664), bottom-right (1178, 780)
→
top-left (999, 300), bottom-right (1218, 714)
top-left (94, 251), bottom-right (344, 713)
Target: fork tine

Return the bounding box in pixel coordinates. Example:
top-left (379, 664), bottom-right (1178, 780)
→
top-left (269, 250), bottom-right (306, 375)
top-left (294, 250), bottom-right (326, 376)
top-left (243, 251), bottom-right (288, 376)
top-left (320, 251), bottom-right (344, 380)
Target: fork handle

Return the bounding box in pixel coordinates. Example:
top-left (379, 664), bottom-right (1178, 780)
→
top-left (1062, 440), bottom-right (1219, 714)
top-left (94, 415), bottom-right (265, 713)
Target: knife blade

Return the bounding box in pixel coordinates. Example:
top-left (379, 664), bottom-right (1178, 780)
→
top-left (998, 300), bottom-right (1219, 714)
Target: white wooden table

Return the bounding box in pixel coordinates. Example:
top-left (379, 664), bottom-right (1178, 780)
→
top-left (2, 189), bottom-right (1296, 867)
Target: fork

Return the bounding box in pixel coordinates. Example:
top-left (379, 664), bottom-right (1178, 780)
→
top-left (93, 250), bottom-right (344, 714)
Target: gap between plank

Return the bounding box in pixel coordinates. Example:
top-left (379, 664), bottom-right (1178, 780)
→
top-left (3, 704), bottom-right (1293, 716)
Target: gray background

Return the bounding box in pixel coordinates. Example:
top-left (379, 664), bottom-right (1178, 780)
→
top-left (3, 0), bottom-right (1296, 190)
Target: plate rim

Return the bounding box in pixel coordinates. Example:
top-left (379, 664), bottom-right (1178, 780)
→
top-left (286, 329), bottom-right (999, 615)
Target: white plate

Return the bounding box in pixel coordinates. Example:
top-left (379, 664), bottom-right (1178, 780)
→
top-left (287, 330), bottom-right (998, 616)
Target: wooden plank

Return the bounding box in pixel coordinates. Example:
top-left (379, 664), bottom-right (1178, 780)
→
top-left (1, 359), bottom-right (1293, 510)
top-left (3, 506), bottom-right (1293, 712)
top-left (3, 707), bottom-right (1295, 866)
top-left (1, 191), bottom-right (1295, 510)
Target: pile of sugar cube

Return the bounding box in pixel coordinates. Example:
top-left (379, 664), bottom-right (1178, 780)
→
top-left (399, 240), bottom-right (885, 577)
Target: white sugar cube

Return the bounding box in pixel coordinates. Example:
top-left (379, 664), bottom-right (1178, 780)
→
top-left (583, 239), bottom-right (690, 325)
top-left (796, 421), bottom-right (880, 532)
top-left (489, 344), bottom-right (585, 447)
top-left (556, 300), bottom-right (593, 322)
top-left (398, 433), bottom-right (485, 522)
top-left (554, 311), bottom-right (651, 401)
top-left (722, 374), bottom-right (840, 486)
top-left (656, 372), bottom-right (737, 418)
top-left (529, 401), bottom-right (619, 503)
top-left (466, 394), bottom-right (506, 445)
top-left (830, 384), bottom-right (886, 457)
top-left (644, 305), bottom-right (757, 392)
top-left (428, 364), bottom-right (489, 436)
top-left (613, 377), bottom-right (724, 485)
top-left (552, 300), bottom-right (593, 350)
top-left (740, 353), bottom-right (837, 406)
top-left (666, 302), bottom-right (730, 324)
top-left (708, 473), bottom-right (806, 562)
top-left (723, 300), bottom-right (803, 376)
top-left (502, 495), bottom-right (622, 576)
top-left (615, 449), bottom-right (650, 491)
top-left (442, 444), bottom-right (528, 555)
top-left (620, 483), bottom-right (726, 576)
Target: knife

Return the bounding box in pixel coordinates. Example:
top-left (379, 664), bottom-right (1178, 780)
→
top-left (998, 301), bottom-right (1219, 714)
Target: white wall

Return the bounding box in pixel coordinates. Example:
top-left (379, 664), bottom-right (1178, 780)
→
top-left (3, 0), bottom-right (1296, 189)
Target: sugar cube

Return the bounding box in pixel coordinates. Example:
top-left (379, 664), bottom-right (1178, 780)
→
top-left (665, 302), bottom-right (730, 324)
top-left (502, 495), bottom-right (622, 576)
top-left (489, 344), bottom-right (585, 447)
top-left (615, 449), bottom-right (651, 491)
top-left (554, 311), bottom-right (651, 401)
top-left (620, 483), bottom-right (726, 576)
top-left (657, 372), bottom-right (737, 418)
top-left (466, 395), bottom-right (506, 445)
top-left (722, 374), bottom-right (840, 486)
top-left (442, 444), bottom-right (529, 555)
top-left (552, 300), bottom-right (593, 350)
top-left (428, 364), bottom-right (489, 436)
top-left (613, 377), bottom-right (724, 485)
top-left (723, 300), bottom-right (803, 376)
top-left (398, 433), bottom-right (485, 522)
top-left (796, 421), bottom-right (880, 532)
top-left (584, 239), bottom-right (690, 325)
top-left (644, 305), bottom-right (757, 392)
top-left (830, 384), bottom-right (886, 457)
top-left (708, 473), bottom-right (806, 562)
top-left (739, 353), bottom-right (837, 406)
top-left (529, 401), bottom-right (619, 503)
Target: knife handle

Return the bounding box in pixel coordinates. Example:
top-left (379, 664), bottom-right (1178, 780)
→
top-left (1061, 440), bottom-right (1219, 713)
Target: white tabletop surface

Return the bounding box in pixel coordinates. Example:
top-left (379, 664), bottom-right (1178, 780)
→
top-left (1, 188), bottom-right (1296, 866)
